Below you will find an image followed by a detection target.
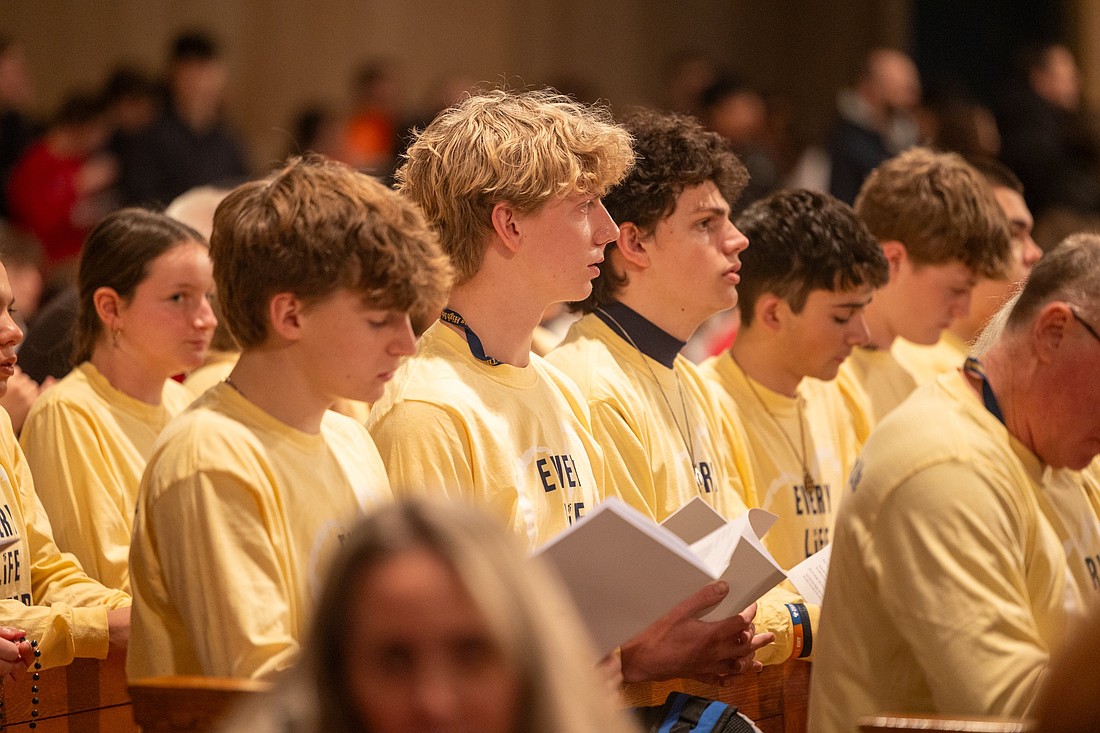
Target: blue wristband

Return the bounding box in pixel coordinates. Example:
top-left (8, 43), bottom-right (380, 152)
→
top-left (785, 602), bottom-right (812, 659)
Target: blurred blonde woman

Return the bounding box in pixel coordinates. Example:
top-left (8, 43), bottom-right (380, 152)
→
top-left (224, 499), bottom-right (641, 733)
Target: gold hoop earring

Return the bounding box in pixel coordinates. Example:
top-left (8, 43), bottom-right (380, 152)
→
top-left (113, 328), bottom-right (122, 348)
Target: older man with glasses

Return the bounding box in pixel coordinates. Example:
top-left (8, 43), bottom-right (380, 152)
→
top-left (809, 233), bottom-right (1100, 732)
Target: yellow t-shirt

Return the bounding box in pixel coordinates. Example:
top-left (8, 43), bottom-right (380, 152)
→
top-left (547, 314), bottom-right (754, 524)
top-left (836, 344), bottom-right (919, 428)
top-left (810, 372), bottom-right (1075, 731)
top-left (700, 352), bottom-right (862, 570)
top-left (182, 352), bottom-right (370, 421)
top-left (0, 408), bottom-right (130, 670)
top-left (182, 350), bottom-right (239, 399)
top-left (128, 383), bottom-right (392, 680)
top-left (890, 331), bottom-right (968, 388)
top-left (1039, 457), bottom-right (1100, 603)
top-left (20, 362), bottom-right (193, 591)
top-left (368, 322), bottom-right (601, 550)
top-left (546, 314), bottom-right (810, 667)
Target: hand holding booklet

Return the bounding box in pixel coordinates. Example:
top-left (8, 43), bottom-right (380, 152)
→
top-left (534, 497), bottom-right (787, 657)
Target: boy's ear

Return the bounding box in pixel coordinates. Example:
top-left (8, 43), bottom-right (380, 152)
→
top-left (268, 292), bottom-right (304, 341)
top-left (755, 293), bottom-right (785, 332)
top-left (880, 240), bottom-right (908, 276)
top-left (615, 222), bottom-right (651, 269)
top-left (490, 201), bottom-right (522, 253)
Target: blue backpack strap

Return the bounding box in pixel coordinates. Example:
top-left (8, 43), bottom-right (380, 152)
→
top-left (658, 693), bottom-right (690, 733)
top-left (691, 700), bottom-right (730, 732)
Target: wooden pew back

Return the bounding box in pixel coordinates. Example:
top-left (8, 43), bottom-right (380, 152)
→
top-left (0, 657), bottom-right (810, 732)
top-left (858, 714), bottom-right (1034, 732)
top-left (0, 654), bottom-right (136, 732)
top-left (128, 676), bottom-right (268, 733)
top-left (621, 660), bottom-right (811, 733)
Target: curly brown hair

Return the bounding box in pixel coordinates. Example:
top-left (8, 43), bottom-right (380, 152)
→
top-left (572, 108), bottom-right (748, 313)
top-left (211, 156), bottom-right (453, 348)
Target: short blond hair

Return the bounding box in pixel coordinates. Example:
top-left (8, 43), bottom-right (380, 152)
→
top-left (855, 147), bottom-right (1011, 279)
top-left (397, 89), bottom-right (634, 285)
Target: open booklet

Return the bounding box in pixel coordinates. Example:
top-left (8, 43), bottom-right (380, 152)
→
top-left (787, 543), bottom-right (831, 606)
top-left (534, 497), bottom-right (787, 657)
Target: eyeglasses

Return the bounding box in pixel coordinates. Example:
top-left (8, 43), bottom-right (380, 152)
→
top-left (1070, 306), bottom-right (1100, 345)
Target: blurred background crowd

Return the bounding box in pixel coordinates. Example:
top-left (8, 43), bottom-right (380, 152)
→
top-left (3, 0), bottom-right (1100, 360)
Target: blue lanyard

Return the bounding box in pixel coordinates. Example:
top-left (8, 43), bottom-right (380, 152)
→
top-left (440, 308), bottom-right (502, 367)
top-left (962, 356), bottom-right (1005, 425)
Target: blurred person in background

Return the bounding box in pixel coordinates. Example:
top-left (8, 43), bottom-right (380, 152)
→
top-left (6, 91), bottom-right (117, 280)
top-left (118, 30), bottom-right (249, 208)
top-left (997, 41), bottom-right (1100, 227)
top-left (828, 48), bottom-right (922, 204)
top-left (344, 59), bottom-right (401, 177)
top-left (0, 37), bottom-right (40, 221)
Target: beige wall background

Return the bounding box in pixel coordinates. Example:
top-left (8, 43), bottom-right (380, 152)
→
top-left (1, 0), bottom-right (910, 168)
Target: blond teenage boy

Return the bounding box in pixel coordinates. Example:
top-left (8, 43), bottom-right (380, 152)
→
top-left (836, 147), bottom-right (1011, 428)
top-left (368, 90), bottom-right (628, 547)
top-left (701, 189), bottom-right (888, 570)
top-left (128, 157), bottom-right (451, 680)
top-left (369, 90), bottom-right (771, 685)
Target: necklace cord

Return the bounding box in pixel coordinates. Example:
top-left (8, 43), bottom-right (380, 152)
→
top-left (596, 308), bottom-right (705, 490)
top-left (731, 356), bottom-right (817, 490)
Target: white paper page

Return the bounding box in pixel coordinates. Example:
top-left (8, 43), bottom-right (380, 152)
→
top-left (702, 540), bottom-right (788, 620)
top-left (686, 508), bottom-right (778, 576)
top-left (661, 496), bottom-right (727, 545)
top-left (688, 514), bottom-right (752, 577)
top-left (535, 499), bottom-right (716, 656)
top-left (786, 543), bottom-right (832, 606)
top-left (691, 508), bottom-right (787, 621)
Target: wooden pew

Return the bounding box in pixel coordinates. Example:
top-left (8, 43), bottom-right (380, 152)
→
top-left (858, 713), bottom-right (1034, 732)
top-left (621, 660), bottom-right (811, 733)
top-left (0, 656), bottom-right (807, 731)
top-left (0, 654), bottom-right (136, 732)
top-left (128, 676), bottom-right (268, 733)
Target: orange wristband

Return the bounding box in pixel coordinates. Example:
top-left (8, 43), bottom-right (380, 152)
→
top-left (786, 603), bottom-right (812, 659)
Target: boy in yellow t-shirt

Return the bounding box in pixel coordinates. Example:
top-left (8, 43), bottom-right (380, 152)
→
top-left (892, 159), bottom-right (1043, 385)
top-left (836, 148), bottom-right (1012, 426)
top-left (127, 157), bottom-right (452, 680)
top-left (548, 109), bottom-right (806, 667)
top-left (368, 90), bottom-right (633, 549)
top-left (700, 189), bottom-right (888, 571)
top-left (548, 109), bottom-right (755, 526)
top-left (369, 90), bottom-right (771, 686)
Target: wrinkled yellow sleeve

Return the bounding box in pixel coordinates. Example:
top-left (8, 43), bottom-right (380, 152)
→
top-left (21, 399), bottom-right (134, 591)
top-left (6, 426), bottom-right (129, 669)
